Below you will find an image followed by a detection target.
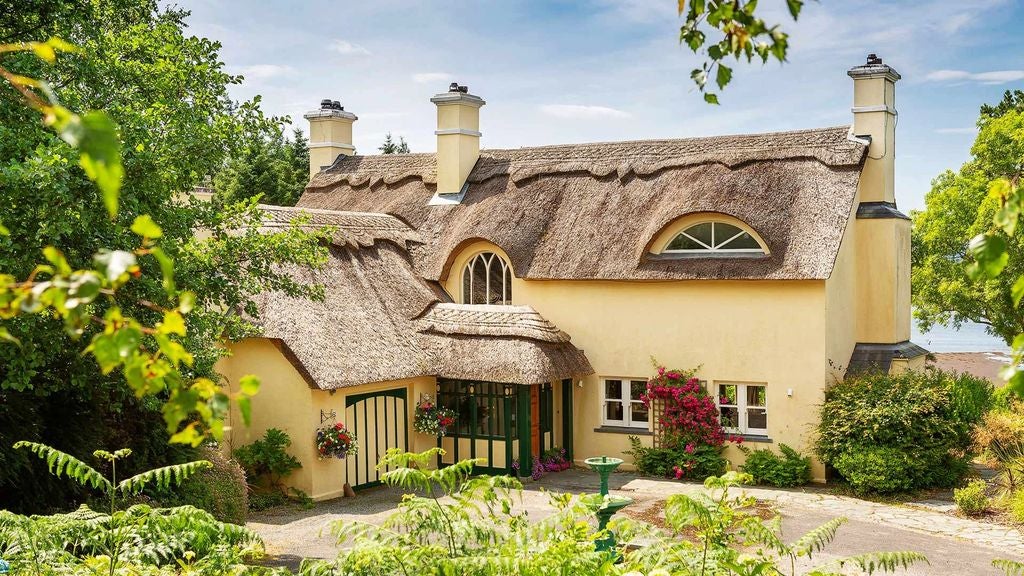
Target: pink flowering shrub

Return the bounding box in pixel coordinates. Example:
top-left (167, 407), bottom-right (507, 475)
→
top-left (641, 368), bottom-right (728, 448)
top-left (524, 447), bottom-right (572, 480)
top-left (625, 366), bottom-right (741, 481)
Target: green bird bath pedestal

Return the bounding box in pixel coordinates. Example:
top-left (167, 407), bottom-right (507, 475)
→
top-left (584, 456), bottom-right (632, 553)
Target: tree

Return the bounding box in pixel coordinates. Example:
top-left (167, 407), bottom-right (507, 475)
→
top-left (378, 132), bottom-right (410, 154)
top-left (213, 128), bottom-right (309, 206)
top-left (934, 91), bottom-right (1024, 397)
top-left (677, 0), bottom-right (805, 104)
top-left (0, 1), bottom-right (326, 512)
top-left (912, 93), bottom-right (1024, 345)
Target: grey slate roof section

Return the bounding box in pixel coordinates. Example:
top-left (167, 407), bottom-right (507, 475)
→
top-left (856, 201), bottom-right (910, 220)
top-left (846, 341), bottom-right (930, 375)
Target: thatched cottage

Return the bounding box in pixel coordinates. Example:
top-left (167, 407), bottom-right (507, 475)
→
top-left (220, 55), bottom-right (925, 499)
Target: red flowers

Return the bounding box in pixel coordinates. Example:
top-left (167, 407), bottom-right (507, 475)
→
top-left (646, 367), bottom-right (728, 448)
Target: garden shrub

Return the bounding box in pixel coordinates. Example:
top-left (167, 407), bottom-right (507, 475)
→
top-left (158, 445), bottom-right (249, 524)
top-left (974, 397), bottom-right (1024, 492)
top-left (832, 446), bottom-right (917, 494)
top-left (953, 479), bottom-right (990, 515)
top-left (1010, 489), bottom-right (1024, 523)
top-left (623, 366), bottom-right (734, 481)
top-left (739, 444), bottom-right (812, 487)
top-left (817, 369), bottom-right (991, 493)
top-left (233, 428), bottom-right (302, 510)
top-left (626, 436), bottom-right (728, 481)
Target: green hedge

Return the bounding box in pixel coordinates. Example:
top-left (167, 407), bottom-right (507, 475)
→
top-left (740, 444), bottom-right (812, 487)
top-left (817, 369), bottom-right (990, 494)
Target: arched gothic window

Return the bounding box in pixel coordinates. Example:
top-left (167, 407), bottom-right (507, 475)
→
top-left (461, 252), bottom-right (512, 305)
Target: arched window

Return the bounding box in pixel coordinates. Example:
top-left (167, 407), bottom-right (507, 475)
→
top-left (664, 220), bottom-right (765, 254)
top-left (461, 252), bottom-right (512, 305)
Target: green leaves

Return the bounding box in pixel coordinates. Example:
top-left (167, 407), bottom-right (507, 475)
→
top-left (131, 214), bottom-right (163, 239)
top-left (677, 0), bottom-right (800, 103)
top-left (966, 234), bottom-right (1009, 279)
top-left (48, 107), bottom-right (124, 217)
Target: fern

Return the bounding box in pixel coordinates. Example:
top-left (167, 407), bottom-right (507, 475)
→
top-left (13, 441), bottom-right (111, 493)
top-left (791, 517), bottom-right (847, 558)
top-left (821, 551), bottom-right (928, 574)
top-left (117, 460), bottom-right (212, 495)
top-left (995, 559), bottom-right (1024, 576)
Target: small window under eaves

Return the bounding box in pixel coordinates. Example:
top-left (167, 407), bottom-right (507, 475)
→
top-left (664, 221), bottom-right (766, 255)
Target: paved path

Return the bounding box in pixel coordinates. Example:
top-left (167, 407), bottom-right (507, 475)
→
top-left (249, 469), bottom-right (1023, 574)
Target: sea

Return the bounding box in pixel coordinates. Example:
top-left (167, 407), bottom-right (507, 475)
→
top-left (911, 320), bottom-right (1010, 353)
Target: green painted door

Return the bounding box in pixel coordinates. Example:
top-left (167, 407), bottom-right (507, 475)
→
top-left (344, 388), bottom-right (408, 490)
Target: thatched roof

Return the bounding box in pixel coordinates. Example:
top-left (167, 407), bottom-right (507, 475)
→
top-left (249, 213), bottom-right (592, 388)
top-left (418, 303), bottom-right (570, 343)
top-left (259, 205), bottom-right (421, 248)
top-left (297, 126), bottom-right (867, 281)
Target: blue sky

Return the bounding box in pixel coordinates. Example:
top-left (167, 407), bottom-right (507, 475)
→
top-left (178, 0), bottom-right (1024, 212)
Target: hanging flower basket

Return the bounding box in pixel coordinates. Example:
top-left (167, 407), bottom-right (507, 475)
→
top-left (413, 395), bottom-right (457, 437)
top-left (316, 422), bottom-right (357, 460)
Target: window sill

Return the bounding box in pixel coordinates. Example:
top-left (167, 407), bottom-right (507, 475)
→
top-left (734, 434), bottom-right (772, 444)
top-left (594, 426), bottom-right (651, 436)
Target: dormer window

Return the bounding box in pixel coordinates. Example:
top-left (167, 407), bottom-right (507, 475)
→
top-left (462, 252), bottom-right (512, 305)
top-left (664, 220), bottom-right (765, 254)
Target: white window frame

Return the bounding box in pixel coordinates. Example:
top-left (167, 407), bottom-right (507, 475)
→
top-left (714, 382), bottom-right (768, 436)
top-left (461, 251), bottom-right (512, 305)
top-left (664, 221), bottom-right (765, 254)
top-left (601, 378), bottom-right (649, 429)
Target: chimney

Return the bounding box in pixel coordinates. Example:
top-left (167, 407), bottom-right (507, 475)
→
top-left (430, 83), bottom-right (485, 199)
top-left (848, 54), bottom-right (900, 205)
top-left (303, 99), bottom-right (357, 177)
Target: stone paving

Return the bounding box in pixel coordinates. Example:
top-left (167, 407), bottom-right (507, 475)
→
top-left (541, 469), bottom-right (1024, 557)
top-left (250, 469), bottom-right (1024, 574)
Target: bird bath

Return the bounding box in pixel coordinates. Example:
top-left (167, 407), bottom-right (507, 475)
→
top-left (584, 456), bottom-right (632, 552)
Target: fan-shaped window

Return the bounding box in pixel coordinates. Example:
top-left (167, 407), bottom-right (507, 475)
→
top-left (665, 221), bottom-right (765, 254)
top-left (461, 252), bottom-right (512, 305)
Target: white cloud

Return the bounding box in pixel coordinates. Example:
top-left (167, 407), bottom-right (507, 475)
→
top-left (236, 64), bottom-right (294, 80)
top-left (412, 72), bottom-right (452, 84)
top-left (540, 104), bottom-right (631, 120)
top-left (933, 127), bottom-right (978, 134)
top-left (925, 69), bottom-right (1024, 84)
top-left (329, 39), bottom-right (371, 56)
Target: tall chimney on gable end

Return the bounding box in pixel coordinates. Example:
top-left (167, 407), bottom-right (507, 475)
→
top-left (430, 83), bottom-right (485, 201)
top-left (304, 99), bottom-right (357, 177)
top-left (848, 54), bottom-right (914, 355)
top-left (848, 54), bottom-right (900, 205)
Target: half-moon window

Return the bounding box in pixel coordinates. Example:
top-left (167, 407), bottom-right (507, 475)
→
top-left (665, 221), bottom-right (765, 253)
top-left (461, 252), bottom-right (512, 305)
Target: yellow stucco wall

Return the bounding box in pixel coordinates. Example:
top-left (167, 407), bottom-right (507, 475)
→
top-left (442, 240), bottom-right (829, 480)
top-left (222, 338), bottom-right (438, 501)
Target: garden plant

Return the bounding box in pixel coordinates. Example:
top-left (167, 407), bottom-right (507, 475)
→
top-left (817, 369), bottom-right (991, 494)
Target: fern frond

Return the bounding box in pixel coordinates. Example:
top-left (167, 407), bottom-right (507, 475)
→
top-left (13, 441), bottom-right (111, 492)
top-left (994, 559), bottom-right (1024, 576)
top-left (823, 551), bottom-right (928, 574)
top-left (791, 516), bottom-right (847, 558)
top-left (116, 460), bottom-right (212, 494)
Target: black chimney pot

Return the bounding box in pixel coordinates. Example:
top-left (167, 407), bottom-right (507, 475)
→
top-left (332, 100), bottom-right (342, 110)
top-left (320, 98), bottom-right (333, 109)
top-left (867, 54), bottom-right (882, 65)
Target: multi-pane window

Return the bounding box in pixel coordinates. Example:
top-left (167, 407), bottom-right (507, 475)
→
top-left (462, 252), bottom-right (513, 305)
top-left (716, 383), bottom-right (767, 436)
top-left (665, 221), bottom-right (764, 254)
top-left (602, 379), bottom-right (649, 428)
top-left (437, 379), bottom-right (516, 439)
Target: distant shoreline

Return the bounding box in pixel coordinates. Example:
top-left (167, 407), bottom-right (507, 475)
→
top-left (928, 352), bottom-right (1012, 383)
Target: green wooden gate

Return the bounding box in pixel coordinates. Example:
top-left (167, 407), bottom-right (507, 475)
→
top-left (344, 388), bottom-right (408, 490)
